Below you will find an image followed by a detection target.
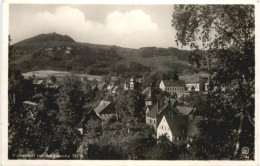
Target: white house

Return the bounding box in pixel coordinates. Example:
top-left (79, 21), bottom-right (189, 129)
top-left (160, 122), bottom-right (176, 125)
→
top-left (157, 115), bottom-right (201, 143)
top-left (159, 80), bottom-right (186, 94)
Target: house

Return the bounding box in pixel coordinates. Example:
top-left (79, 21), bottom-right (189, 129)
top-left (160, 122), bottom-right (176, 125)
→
top-left (144, 85), bottom-right (156, 106)
top-left (97, 82), bottom-right (107, 92)
top-left (159, 80), bottom-right (186, 95)
top-left (76, 108), bottom-right (102, 135)
top-left (157, 115), bottom-right (201, 143)
top-left (107, 82), bottom-right (115, 90)
top-left (124, 76), bottom-right (137, 90)
top-left (66, 46), bottom-right (73, 51)
top-left (111, 86), bottom-right (119, 94)
top-left (175, 106), bottom-right (196, 115)
top-left (146, 100), bottom-right (172, 129)
top-left (45, 47), bottom-right (53, 51)
top-left (23, 101), bottom-right (38, 120)
top-left (94, 100), bottom-right (117, 121)
top-left (199, 76), bottom-right (208, 91)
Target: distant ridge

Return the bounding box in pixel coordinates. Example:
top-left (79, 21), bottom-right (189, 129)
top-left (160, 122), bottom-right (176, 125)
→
top-left (9, 32), bottom-right (199, 75)
top-left (14, 32), bottom-right (75, 46)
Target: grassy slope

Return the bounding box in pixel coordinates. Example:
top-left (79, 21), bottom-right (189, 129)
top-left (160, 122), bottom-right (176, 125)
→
top-left (10, 33), bottom-right (198, 76)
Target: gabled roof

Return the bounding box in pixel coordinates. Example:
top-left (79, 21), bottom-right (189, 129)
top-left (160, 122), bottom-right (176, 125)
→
top-left (33, 80), bottom-right (44, 85)
top-left (176, 106), bottom-right (195, 115)
top-left (94, 100), bottom-right (111, 114)
top-left (91, 84), bottom-right (97, 90)
top-left (164, 115), bottom-right (188, 135)
top-left (145, 88), bottom-right (152, 101)
top-left (142, 87), bottom-right (150, 95)
top-left (187, 116), bottom-right (202, 136)
top-left (112, 86), bottom-right (119, 91)
top-left (76, 109), bottom-right (101, 128)
top-left (162, 115), bottom-right (202, 136)
top-left (146, 102), bottom-right (171, 118)
top-left (97, 82), bottom-right (106, 90)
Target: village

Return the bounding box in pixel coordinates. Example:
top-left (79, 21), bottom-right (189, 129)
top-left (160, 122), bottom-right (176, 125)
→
top-left (6, 4), bottom-right (255, 162)
top-left (20, 70), bottom-right (209, 149)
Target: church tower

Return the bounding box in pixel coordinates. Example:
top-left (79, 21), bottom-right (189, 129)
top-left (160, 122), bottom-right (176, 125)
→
top-left (129, 76), bottom-right (135, 90)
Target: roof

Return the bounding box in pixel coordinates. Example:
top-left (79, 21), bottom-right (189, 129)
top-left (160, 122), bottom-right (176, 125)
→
top-left (176, 106), bottom-right (195, 115)
top-left (33, 80), bottom-right (44, 85)
top-left (146, 102), bottom-right (171, 118)
top-left (187, 116), bottom-right (202, 136)
top-left (130, 76), bottom-right (135, 82)
top-left (112, 86), bottom-right (119, 91)
top-left (97, 82), bottom-right (106, 90)
top-left (91, 84), bottom-right (97, 90)
top-left (94, 100), bottom-right (111, 114)
top-left (146, 104), bottom-right (159, 118)
top-left (164, 115), bottom-right (188, 136)
top-left (145, 88), bottom-right (152, 101)
top-left (23, 101), bottom-right (37, 106)
top-left (161, 80), bottom-right (186, 87)
top-left (163, 115), bottom-right (202, 136)
top-left (109, 81), bottom-right (115, 85)
top-left (142, 87), bottom-right (150, 95)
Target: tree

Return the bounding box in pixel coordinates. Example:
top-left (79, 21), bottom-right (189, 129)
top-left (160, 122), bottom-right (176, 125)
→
top-left (146, 135), bottom-right (178, 160)
top-left (55, 74), bottom-right (85, 155)
top-left (172, 5), bottom-right (254, 159)
top-left (116, 90), bottom-right (146, 123)
top-left (49, 75), bottom-right (57, 83)
top-left (57, 73), bottom-right (85, 126)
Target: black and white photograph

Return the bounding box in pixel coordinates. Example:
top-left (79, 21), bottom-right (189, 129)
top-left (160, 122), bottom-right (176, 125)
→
top-left (1, 1), bottom-right (258, 165)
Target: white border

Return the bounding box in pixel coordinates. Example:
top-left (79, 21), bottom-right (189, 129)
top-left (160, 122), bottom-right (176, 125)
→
top-left (1, 1), bottom-right (260, 166)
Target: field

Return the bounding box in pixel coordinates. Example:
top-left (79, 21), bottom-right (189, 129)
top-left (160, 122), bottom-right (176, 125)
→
top-left (22, 70), bottom-right (119, 82)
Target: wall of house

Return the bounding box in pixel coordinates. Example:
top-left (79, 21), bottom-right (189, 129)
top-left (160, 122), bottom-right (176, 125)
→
top-left (157, 117), bottom-right (173, 141)
top-left (165, 86), bottom-right (185, 94)
top-left (146, 117), bottom-right (156, 129)
top-left (145, 100), bottom-right (152, 106)
top-left (159, 81), bottom-right (166, 91)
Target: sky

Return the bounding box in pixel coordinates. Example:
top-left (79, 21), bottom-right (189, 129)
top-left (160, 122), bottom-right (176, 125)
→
top-left (9, 4), bottom-right (181, 49)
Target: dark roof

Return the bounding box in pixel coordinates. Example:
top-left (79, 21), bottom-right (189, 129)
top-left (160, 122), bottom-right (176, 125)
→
top-left (165, 115), bottom-right (188, 135)
top-left (187, 116), bottom-right (202, 136)
top-left (163, 115), bottom-right (202, 136)
top-left (146, 104), bottom-right (158, 118)
top-left (176, 106), bottom-right (195, 115)
top-left (76, 109), bottom-right (101, 128)
top-left (146, 102), bottom-right (171, 118)
top-left (161, 80), bottom-right (186, 87)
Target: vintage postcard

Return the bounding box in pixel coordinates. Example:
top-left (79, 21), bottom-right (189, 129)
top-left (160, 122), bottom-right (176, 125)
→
top-left (1, 0), bottom-right (259, 166)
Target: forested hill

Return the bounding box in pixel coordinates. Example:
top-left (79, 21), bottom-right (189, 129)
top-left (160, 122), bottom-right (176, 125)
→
top-left (9, 32), bottom-right (198, 76)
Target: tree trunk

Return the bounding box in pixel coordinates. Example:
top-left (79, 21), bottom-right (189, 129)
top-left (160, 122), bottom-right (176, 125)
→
top-left (233, 115), bottom-right (244, 158)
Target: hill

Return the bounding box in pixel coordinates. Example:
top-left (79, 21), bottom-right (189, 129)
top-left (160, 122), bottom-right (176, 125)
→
top-left (9, 32), bottom-right (198, 77)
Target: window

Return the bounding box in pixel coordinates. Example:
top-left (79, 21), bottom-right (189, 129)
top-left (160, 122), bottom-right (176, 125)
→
top-left (150, 119), bottom-right (152, 123)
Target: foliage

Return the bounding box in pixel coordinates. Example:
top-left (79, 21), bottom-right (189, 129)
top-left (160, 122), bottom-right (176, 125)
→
top-left (57, 73), bottom-right (85, 126)
top-left (146, 135), bottom-right (178, 160)
top-left (115, 90), bottom-right (146, 123)
top-left (172, 5), bottom-right (255, 159)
